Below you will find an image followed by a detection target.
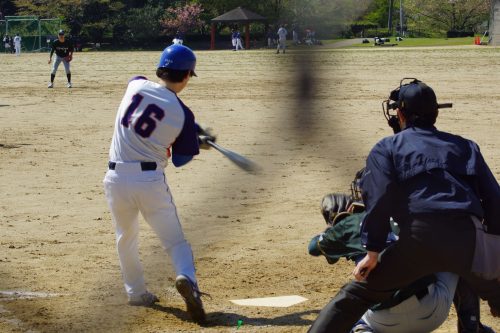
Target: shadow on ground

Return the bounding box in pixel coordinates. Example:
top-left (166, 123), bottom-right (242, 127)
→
top-left (151, 303), bottom-right (318, 328)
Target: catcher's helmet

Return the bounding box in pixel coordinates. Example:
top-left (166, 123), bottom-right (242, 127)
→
top-left (383, 78), bottom-right (452, 133)
top-left (158, 44), bottom-right (197, 76)
top-left (391, 79), bottom-right (438, 119)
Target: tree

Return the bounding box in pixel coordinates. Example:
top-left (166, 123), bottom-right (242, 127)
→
top-left (14, 0), bottom-right (124, 41)
top-left (405, 0), bottom-right (491, 33)
top-left (161, 3), bottom-right (204, 35)
top-left (117, 4), bottom-right (164, 45)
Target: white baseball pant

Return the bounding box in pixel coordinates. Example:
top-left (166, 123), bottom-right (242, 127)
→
top-left (103, 162), bottom-right (197, 299)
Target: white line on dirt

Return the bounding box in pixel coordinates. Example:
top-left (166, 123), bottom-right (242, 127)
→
top-left (0, 290), bottom-right (66, 301)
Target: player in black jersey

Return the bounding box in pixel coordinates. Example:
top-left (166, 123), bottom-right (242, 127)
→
top-left (48, 30), bottom-right (74, 88)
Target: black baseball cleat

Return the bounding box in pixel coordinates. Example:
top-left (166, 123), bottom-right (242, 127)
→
top-left (175, 275), bottom-right (207, 324)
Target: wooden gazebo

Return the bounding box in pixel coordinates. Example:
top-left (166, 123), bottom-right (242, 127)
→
top-left (210, 7), bottom-right (266, 50)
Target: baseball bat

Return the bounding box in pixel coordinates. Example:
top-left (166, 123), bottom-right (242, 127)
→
top-left (207, 140), bottom-right (261, 173)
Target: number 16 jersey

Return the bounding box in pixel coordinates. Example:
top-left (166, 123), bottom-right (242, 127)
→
top-left (109, 77), bottom-right (199, 169)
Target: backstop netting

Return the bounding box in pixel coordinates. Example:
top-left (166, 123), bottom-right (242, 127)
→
top-left (2, 16), bottom-right (61, 52)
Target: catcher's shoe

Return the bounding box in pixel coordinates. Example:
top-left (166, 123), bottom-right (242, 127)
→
top-left (127, 291), bottom-right (159, 307)
top-left (175, 275), bottom-right (207, 324)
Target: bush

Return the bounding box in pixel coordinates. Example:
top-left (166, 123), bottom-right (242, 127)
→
top-left (446, 30), bottom-right (474, 38)
top-left (362, 28), bottom-right (391, 38)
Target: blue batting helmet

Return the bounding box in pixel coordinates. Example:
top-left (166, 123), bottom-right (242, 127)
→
top-left (157, 44), bottom-right (197, 76)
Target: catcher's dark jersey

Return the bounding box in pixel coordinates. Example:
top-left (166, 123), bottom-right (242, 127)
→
top-left (51, 39), bottom-right (74, 58)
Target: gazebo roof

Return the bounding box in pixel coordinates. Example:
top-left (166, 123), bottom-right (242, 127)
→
top-left (211, 6), bottom-right (266, 23)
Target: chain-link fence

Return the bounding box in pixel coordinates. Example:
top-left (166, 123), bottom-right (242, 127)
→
top-left (2, 16), bottom-right (61, 52)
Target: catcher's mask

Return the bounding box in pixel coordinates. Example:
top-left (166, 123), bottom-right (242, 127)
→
top-left (350, 167), bottom-right (364, 202)
top-left (382, 78), bottom-right (453, 133)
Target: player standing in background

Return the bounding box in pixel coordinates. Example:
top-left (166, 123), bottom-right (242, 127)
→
top-left (276, 24), bottom-right (288, 54)
top-left (172, 30), bottom-right (184, 45)
top-left (48, 30), bottom-right (74, 88)
top-left (13, 34), bottom-right (21, 56)
top-left (103, 44), bottom-right (215, 325)
top-left (231, 29), bottom-right (237, 50)
top-left (235, 28), bottom-right (244, 51)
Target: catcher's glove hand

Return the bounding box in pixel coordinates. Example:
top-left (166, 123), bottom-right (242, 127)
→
top-left (320, 193), bottom-right (353, 226)
top-left (196, 124), bottom-right (217, 150)
top-left (64, 55), bottom-right (72, 62)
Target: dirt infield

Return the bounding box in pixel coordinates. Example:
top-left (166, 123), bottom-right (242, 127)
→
top-left (1, 46), bottom-right (499, 332)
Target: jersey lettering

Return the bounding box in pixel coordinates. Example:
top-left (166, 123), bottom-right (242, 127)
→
top-left (134, 105), bottom-right (165, 138)
top-left (121, 93), bottom-right (165, 138)
top-left (121, 94), bottom-right (143, 127)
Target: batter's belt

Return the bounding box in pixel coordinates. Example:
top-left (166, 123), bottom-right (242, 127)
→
top-left (108, 161), bottom-right (157, 171)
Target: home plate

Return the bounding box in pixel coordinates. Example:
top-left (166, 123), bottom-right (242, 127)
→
top-left (230, 295), bottom-right (308, 307)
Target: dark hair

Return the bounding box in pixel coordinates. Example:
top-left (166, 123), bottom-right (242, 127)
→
top-left (409, 109), bottom-right (438, 127)
top-left (156, 68), bottom-right (191, 83)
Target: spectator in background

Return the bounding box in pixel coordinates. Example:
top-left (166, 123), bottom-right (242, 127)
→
top-left (3, 35), bottom-right (11, 53)
top-left (266, 28), bottom-right (274, 48)
top-left (9, 35), bottom-right (14, 53)
top-left (292, 25), bottom-right (299, 45)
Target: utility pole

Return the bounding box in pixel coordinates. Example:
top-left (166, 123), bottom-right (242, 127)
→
top-left (399, 0), bottom-right (404, 36)
top-left (388, 0), bottom-right (394, 35)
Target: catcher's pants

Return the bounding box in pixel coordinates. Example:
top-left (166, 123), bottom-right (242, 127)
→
top-left (51, 56), bottom-right (71, 75)
top-left (362, 272), bottom-right (458, 333)
top-left (308, 214), bottom-right (500, 333)
top-left (103, 162), bottom-right (197, 298)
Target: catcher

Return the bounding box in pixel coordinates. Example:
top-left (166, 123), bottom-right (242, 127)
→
top-left (308, 170), bottom-right (495, 333)
top-left (48, 30), bottom-right (74, 88)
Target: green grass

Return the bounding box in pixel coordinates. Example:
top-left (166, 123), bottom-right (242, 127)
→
top-left (350, 37), bottom-right (481, 48)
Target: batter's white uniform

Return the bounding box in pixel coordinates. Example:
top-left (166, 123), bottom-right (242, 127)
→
top-left (103, 76), bottom-right (200, 300)
top-left (356, 272), bottom-right (459, 333)
top-left (13, 35), bottom-right (21, 56)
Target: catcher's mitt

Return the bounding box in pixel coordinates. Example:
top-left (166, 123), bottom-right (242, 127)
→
top-left (320, 193), bottom-right (353, 226)
top-left (64, 55), bottom-right (72, 62)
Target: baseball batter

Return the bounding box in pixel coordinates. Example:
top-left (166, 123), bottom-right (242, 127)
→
top-left (103, 44), bottom-right (214, 324)
top-left (48, 30), bottom-right (73, 88)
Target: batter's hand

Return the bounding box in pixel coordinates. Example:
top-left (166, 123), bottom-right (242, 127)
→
top-left (198, 134), bottom-right (216, 150)
top-left (353, 251), bottom-right (379, 281)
